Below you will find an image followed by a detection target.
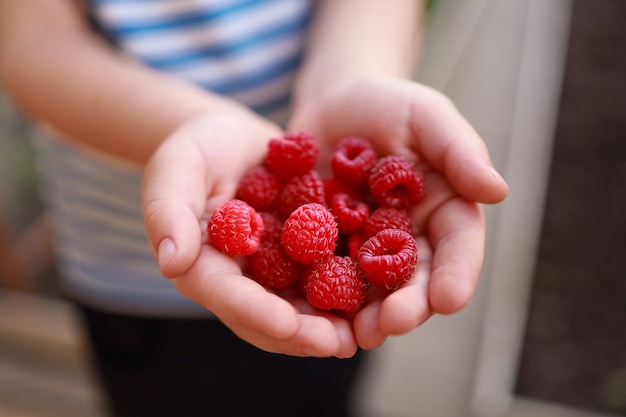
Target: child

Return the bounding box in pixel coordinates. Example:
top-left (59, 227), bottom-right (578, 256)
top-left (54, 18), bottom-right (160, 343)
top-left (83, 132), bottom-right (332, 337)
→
top-left (0, 1), bottom-right (509, 416)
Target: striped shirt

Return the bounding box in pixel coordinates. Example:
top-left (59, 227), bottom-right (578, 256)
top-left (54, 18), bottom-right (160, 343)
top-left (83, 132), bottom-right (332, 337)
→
top-left (36, 0), bottom-right (314, 316)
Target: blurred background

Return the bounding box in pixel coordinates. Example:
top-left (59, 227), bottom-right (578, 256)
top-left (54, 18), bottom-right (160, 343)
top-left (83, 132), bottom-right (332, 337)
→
top-left (1, 0), bottom-right (625, 416)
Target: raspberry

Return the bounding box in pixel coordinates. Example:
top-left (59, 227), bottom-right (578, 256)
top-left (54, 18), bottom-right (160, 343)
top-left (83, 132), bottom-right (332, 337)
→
top-left (330, 193), bottom-right (370, 235)
top-left (323, 177), bottom-right (363, 207)
top-left (208, 199), bottom-right (263, 256)
top-left (306, 256), bottom-right (369, 313)
top-left (347, 232), bottom-right (367, 260)
top-left (258, 211), bottom-right (283, 244)
top-left (248, 243), bottom-right (302, 291)
top-left (266, 131), bottom-right (319, 179)
top-left (278, 170), bottom-right (326, 218)
top-left (363, 207), bottom-right (415, 238)
top-left (368, 155), bottom-right (426, 209)
top-left (358, 229), bottom-right (418, 289)
top-left (236, 166), bottom-right (283, 211)
top-left (331, 136), bottom-right (377, 188)
top-left (281, 203), bottom-right (338, 265)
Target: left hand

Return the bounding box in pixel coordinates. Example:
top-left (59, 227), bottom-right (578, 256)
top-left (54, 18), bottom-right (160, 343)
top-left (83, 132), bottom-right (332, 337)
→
top-left (288, 76), bottom-right (509, 349)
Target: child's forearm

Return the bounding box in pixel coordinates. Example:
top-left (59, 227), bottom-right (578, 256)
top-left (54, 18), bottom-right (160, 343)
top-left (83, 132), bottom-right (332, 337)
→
top-left (0, 0), bottom-right (242, 164)
top-left (293, 0), bottom-right (424, 107)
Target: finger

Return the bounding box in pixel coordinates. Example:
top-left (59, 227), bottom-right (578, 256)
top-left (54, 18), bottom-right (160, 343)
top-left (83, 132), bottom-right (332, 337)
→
top-left (142, 134), bottom-right (210, 277)
top-left (427, 198), bottom-right (485, 314)
top-left (304, 78), bottom-right (509, 204)
top-left (142, 113), bottom-right (280, 278)
top-left (354, 238), bottom-right (432, 347)
top-left (377, 235), bottom-right (433, 335)
top-left (408, 170), bottom-right (456, 233)
top-left (405, 85), bottom-right (509, 204)
top-left (231, 314), bottom-right (350, 357)
top-left (353, 297), bottom-right (387, 350)
top-left (173, 245), bottom-right (300, 340)
top-left (287, 297), bottom-right (359, 358)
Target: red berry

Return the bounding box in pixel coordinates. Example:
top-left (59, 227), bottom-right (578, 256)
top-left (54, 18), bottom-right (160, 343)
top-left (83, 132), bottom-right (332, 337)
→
top-left (236, 166), bottom-right (283, 211)
top-left (347, 232), bottom-right (367, 260)
top-left (358, 229), bottom-right (418, 289)
top-left (323, 177), bottom-right (363, 206)
top-left (368, 155), bottom-right (426, 209)
top-left (258, 211), bottom-right (283, 244)
top-left (347, 232), bottom-right (368, 260)
top-left (266, 131), bottom-right (319, 179)
top-left (331, 136), bottom-right (377, 188)
top-left (306, 256), bottom-right (369, 313)
top-left (330, 193), bottom-right (370, 235)
top-left (281, 203), bottom-right (338, 265)
top-left (208, 199), bottom-right (263, 256)
top-left (278, 170), bottom-right (326, 218)
top-left (363, 207), bottom-right (415, 238)
top-left (248, 243), bottom-right (302, 291)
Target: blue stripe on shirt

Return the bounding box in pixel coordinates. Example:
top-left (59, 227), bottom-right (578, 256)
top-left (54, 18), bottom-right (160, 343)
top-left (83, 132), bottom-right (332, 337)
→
top-left (201, 51), bottom-right (302, 94)
top-left (137, 12), bottom-right (310, 68)
top-left (99, 0), bottom-right (285, 35)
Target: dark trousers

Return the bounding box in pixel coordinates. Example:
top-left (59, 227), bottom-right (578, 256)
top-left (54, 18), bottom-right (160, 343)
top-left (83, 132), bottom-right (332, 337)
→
top-left (78, 306), bottom-right (367, 417)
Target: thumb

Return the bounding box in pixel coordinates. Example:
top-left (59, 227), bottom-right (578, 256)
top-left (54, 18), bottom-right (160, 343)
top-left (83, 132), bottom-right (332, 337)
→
top-left (143, 199), bottom-right (203, 278)
top-left (397, 83), bottom-right (510, 204)
top-left (142, 137), bottom-right (207, 278)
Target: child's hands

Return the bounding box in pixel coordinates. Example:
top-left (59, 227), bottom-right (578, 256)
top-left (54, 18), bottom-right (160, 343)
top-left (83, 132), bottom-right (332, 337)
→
top-left (143, 77), bottom-right (509, 357)
top-left (142, 110), bottom-right (358, 358)
top-left (288, 76), bottom-right (510, 349)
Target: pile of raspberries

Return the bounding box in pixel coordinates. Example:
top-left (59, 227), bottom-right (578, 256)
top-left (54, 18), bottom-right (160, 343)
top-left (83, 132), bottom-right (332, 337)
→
top-left (208, 131), bottom-right (426, 314)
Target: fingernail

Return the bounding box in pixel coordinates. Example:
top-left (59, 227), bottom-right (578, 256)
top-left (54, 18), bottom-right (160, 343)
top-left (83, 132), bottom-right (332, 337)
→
top-left (158, 238), bottom-right (176, 270)
top-left (489, 166), bottom-right (507, 185)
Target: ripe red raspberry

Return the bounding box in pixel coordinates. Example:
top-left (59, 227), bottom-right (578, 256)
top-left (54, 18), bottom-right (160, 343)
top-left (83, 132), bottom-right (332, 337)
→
top-left (331, 136), bottom-right (378, 188)
top-left (281, 203), bottom-right (338, 265)
top-left (358, 229), bottom-right (418, 289)
top-left (347, 232), bottom-right (367, 260)
top-left (258, 211), bottom-right (283, 244)
top-left (330, 192), bottom-right (370, 235)
top-left (278, 170), bottom-right (326, 218)
top-left (323, 177), bottom-right (363, 207)
top-left (306, 256), bottom-right (369, 313)
top-left (236, 166), bottom-right (283, 211)
top-left (266, 131), bottom-right (319, 179)
top-left (208, 199), bottom-right (263, 256)
top-left (363, 207), bottom-right (415, 239)
top-left (368, 155), bottom-right (426, 209)
top-left (248, 243), bottom-right (302, 291)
